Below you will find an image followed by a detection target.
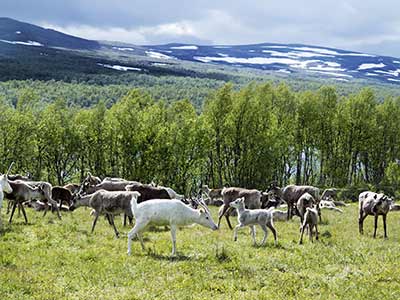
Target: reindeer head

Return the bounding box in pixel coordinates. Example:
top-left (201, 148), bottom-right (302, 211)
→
top-left (372, 194), bottom-right (392, 214)
top-left (69, 192), bottom-right (83, 211)
top-left (0, 174), bottom-right (12, 194)
top-left (1, 162), bottom-right (14, 194)
top-left (193, 197), bottom-right (218, 230)
top-left (230, 197), bottom-right (245, 209)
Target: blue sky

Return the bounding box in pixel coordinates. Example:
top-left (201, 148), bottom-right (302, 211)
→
top-left (2, 0), bottom-right (400, 57)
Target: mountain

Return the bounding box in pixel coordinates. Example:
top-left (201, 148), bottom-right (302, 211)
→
top-left (132, 43), bottom-right (400, 85)
top-left (0, 17), bottom-right (100, 49)
top-left (0, 17), bottom-right (400, 86)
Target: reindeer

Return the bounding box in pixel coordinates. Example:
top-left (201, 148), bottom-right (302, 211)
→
top-left (0, 163), bottom-right (14, 228)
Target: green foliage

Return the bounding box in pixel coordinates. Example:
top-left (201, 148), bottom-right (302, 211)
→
top-left (1, 82), bottom-right (400, 193)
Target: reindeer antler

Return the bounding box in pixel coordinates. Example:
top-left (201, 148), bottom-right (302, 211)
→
top-left (195, 197), bottom-right (211, 214)
top-left (6, 161), bottom-right (14, 175)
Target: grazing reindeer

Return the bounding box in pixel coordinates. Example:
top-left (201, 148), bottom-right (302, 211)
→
top-left (201, 185), bottom-right (222, 205)
top-left (299, 206), bottom-right (319, 244)
top-left (359, 191), bottom-right (392, 238)
top-left (70, 190), bottom-right (139, 238)
top-left (127, 197), bottom-right (218, 256)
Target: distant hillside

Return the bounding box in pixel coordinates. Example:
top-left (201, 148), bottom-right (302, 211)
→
top-left (137, 43), bottom-right (400, 85)
top-left (0, 17), bottom-right (100, 49)
top-left (1, 17), bottom-right (400, 105)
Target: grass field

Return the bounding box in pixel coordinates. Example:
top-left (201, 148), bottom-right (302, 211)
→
top-left (1, 202), bottom-right (400, 300)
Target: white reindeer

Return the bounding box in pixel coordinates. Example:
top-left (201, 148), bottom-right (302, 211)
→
top-left (127, 195), bottom-right (218, 256)
top-left (229, 197), bottom-right (277, 246)
top-left (0, 163), bottom-right (14, 228)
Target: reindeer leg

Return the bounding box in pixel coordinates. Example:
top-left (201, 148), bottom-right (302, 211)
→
top-left (170, 224), bottom-right (177, 256)
top-left (383, 214), bottom-right (388, 238)
top-left (127, 222), bottom-right (148, 255)
top-left (9, 201), bottom-right (17, 224)
top-left (217, 204), bottom-right (229, 228)
top-left (43, 202), bottom-right (49, 217)
top-left (359, 212), bottom-right (367, 235)
top-left (260, 224), bottom-right (268, 246)
top-left (123, 214), bottom-right (127, 227)
top-left (287, 203), bottom-right (292, 220)
top-left (250, 225), bottom-right (257, 245)
top-left (267, 222), bottom-right (277, 246)
top-left (20, 203), bottom-right (28, 224)
top-left (7, 200), bottom-right (12, 214)
top-left (108, 215), bottom-right (119, 238)
top-left (50, 199), bottom-right (62, 220)
top-left (225, 214), bottom-right (233, 230)
top-left (299, 224), bottom-right (305, 244)
top-left (91, 211), bottom-right (100, 234)
top-left (373, 214), bottom-right (378, 238)
top-left (105, 213), bottom-right (113, 225)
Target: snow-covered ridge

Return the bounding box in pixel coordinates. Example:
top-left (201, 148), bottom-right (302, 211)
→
top-left (148, 43), bottom-right (400, 84)
top-left (0, 39), bottom-right (43, 47)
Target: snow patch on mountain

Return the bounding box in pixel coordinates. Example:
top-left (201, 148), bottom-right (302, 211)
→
top-left (146, 51), bottom-right (174, 60)
top-left (374, 69), bottom-right (400, 77)
top-left (358, 63), bottom-right (385, 70)
top-left (112, 47), bottom-right (134, 51)
top-left (194, 56), bottom-right (298, 65)
top-left (276, 69), bottom-right (291, 74)
top-left (0, 39), bottom-right (43, 46)
top-left (170, 45), bottom-right (198, 50)
top-left (97, 63), bottom-right (141, 71)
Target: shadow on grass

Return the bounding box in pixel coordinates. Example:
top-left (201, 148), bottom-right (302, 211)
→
top-left (146, 248), bottom-right (192, 261)
top-left (321, 230), bottom-right (332, 238)
top-left (319, 219), bottom-right (330, 225)
top-left (0, 221), bottom-right (33, 236)
top-left (147, 225), bottom-right (170, 232)
top-left (215, 245), bottom-right (231, 263)
top-left (251, 242), bottom-right (282, 249)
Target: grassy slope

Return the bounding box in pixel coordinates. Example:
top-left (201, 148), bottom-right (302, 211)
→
top-left (1, 204), bottom-right (400, 300)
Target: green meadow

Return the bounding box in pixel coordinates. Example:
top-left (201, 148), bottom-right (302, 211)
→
top-left (1, 203), bottom-right (400, 300)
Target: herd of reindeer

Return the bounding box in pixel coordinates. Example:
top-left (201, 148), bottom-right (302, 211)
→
top-left (0, 162), bottom-right (397, 255)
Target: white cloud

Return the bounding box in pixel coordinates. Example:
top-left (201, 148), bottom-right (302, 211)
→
top-left (5, 0), bottom-right (399, 57)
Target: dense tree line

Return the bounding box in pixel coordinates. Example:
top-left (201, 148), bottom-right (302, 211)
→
top-left (0, 82), bottom-right (399, 195)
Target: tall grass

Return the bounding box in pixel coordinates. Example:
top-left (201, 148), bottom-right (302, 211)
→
top-left (1, 204), bottom-right (400, 300)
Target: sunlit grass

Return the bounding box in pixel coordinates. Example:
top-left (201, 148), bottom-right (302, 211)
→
top-left (1, 203), bottom-right (400, 299)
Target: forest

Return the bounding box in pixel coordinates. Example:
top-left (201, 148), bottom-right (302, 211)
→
top-left (0, 81), bottom-right (399, 197)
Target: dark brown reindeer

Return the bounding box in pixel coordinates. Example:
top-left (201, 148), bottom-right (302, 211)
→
top-left (70, 190), bottom-right (141, 238)
top-left (270, 185), bottom-right (321, 220)
top-left (218, 187), bottom-right (261, 229)
top-left (6, 180), bottom-right (46, 224)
